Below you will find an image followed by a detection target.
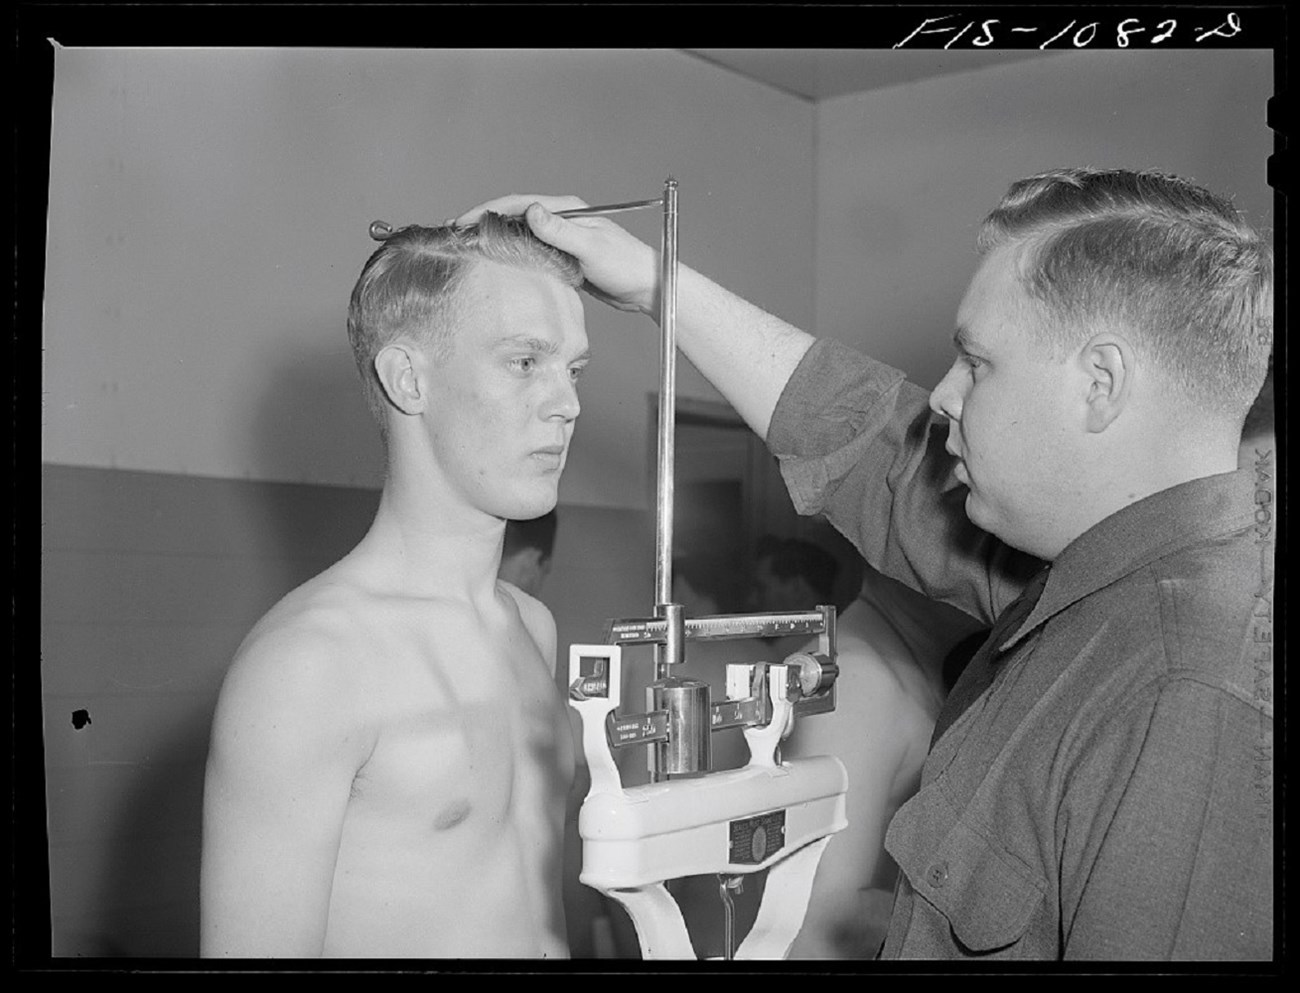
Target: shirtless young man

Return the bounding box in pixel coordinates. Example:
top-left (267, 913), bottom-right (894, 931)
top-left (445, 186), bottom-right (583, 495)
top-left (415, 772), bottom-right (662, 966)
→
top-left (199, 215), bottom-right (588, 958)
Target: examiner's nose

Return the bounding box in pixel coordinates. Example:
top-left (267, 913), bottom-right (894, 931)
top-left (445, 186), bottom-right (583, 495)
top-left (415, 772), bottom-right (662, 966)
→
top-left (930, 361), bottom-right (965, 421)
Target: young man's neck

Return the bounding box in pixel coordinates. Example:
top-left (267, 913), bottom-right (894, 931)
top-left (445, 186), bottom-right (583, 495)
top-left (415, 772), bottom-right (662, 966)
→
top-left (357, 460), bottom-right (507, 605)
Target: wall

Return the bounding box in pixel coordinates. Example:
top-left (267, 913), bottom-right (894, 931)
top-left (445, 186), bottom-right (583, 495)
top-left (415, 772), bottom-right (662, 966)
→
top-left (815, 50), bottom-right (1275, 389)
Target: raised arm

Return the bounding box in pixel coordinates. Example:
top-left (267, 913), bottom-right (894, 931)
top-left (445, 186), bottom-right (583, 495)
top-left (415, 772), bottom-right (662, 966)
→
top-left (200, 623), bottom-right (371, 957)
top-left (454, 196), bottom-right (814, 441)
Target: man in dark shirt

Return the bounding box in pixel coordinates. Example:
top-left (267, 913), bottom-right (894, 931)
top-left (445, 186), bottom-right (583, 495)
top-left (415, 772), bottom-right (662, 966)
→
top-left (455, 168), bottom-right (1273, 959)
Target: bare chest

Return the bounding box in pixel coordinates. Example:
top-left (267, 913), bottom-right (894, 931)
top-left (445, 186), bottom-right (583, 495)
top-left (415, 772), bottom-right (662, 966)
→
top-left (343, 617), bottom-right (575, 840)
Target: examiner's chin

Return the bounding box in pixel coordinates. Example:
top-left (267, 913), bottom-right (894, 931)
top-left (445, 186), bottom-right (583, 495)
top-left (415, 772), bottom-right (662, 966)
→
top-left (962, 489), bottom-right (990, 531)
top-left (962, 493), bottom-right (1037, 555)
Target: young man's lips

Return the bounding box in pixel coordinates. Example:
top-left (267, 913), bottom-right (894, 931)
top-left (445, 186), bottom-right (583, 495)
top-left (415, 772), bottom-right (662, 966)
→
top-left (530, 446), bottom-right (566, 468)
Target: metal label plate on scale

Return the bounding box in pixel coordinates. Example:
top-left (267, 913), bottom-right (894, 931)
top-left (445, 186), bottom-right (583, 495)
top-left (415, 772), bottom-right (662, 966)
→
top-left (729, 810), bottom-right (787, 865)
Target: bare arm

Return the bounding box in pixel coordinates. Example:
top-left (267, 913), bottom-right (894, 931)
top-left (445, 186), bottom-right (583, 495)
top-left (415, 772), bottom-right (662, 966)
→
top-left (200, 623), bottom-right (370, 957)
top-left (454, 197), bottom-right (814, 440)
top-left (783, 649), bottom-right (933, 959)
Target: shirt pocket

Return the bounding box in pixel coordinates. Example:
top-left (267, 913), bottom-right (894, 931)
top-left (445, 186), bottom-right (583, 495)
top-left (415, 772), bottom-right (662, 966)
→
top-left (889, 788), bottom-right (1048, 954)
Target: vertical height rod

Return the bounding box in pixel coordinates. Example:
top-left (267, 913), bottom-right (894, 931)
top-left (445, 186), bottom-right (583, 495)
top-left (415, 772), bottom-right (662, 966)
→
top-left (653, 178), bottom-right (680, 680)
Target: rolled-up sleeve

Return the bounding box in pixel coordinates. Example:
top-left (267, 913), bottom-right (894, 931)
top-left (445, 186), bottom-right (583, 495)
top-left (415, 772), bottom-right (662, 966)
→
top-left (766, 338), bottom-right (1040, 625)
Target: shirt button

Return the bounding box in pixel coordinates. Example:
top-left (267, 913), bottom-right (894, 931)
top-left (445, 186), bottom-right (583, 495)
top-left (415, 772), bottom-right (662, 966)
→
top-left (927, 861), bottom-right (949, 888)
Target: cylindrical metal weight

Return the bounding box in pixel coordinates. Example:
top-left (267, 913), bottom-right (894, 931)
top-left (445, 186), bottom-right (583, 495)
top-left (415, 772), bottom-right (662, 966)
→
top-left (785, 652), bottom-right (840, 697)
top-left (649, 677), bottom-right (711, 775)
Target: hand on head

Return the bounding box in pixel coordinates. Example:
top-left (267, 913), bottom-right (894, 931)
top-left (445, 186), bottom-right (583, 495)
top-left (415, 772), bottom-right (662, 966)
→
top-left (453, 194), bottom-right (660, 315)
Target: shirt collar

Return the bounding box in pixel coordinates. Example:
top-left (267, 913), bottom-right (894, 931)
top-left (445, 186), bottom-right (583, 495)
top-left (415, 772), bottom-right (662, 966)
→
top-left (1001, 467), bottom-right (1262, 652)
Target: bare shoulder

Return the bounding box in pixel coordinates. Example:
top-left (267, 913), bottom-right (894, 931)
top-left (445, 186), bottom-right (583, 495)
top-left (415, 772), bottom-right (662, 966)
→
top-left (498, 580), bottom-right (558, 674)
top-left (213, 571), bottom-right (376, 761)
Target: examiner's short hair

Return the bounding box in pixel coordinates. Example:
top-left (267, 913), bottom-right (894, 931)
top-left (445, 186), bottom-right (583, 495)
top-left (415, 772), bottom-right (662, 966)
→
top-left (978, 168), bottom-right (1272, 420)
top-left (347, 213), bottom-right (583, 424)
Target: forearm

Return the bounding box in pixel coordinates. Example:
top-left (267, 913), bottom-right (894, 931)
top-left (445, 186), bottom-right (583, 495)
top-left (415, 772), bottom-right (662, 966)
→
top-left (672, 263), bottom-right (815, 440)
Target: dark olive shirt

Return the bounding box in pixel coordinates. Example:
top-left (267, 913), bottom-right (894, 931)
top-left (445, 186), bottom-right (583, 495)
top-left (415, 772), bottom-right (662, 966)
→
top-left (767, 339), bottom-right (1275, 960)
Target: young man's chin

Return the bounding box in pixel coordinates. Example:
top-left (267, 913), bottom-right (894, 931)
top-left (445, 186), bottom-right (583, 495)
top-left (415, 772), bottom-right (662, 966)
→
top-left (497, 487), bottom-right (559, 522)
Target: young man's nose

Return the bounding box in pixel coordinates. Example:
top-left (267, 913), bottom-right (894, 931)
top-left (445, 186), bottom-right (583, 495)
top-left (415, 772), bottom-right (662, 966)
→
top-left (543, 373), bottom-right (581, 421)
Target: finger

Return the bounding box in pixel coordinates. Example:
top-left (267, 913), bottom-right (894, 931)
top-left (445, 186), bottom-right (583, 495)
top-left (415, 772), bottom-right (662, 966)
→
top-left (522, 201), bottom-right (595, 253)
top-left (453, 195), bottom-right (532, 226)
top-left (453, 194), bottom-right (589, 228)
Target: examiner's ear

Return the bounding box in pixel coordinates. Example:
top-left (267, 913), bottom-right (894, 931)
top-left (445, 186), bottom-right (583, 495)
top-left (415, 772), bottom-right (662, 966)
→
top-left (374, 344), bottom-right (426, 416)
top-left (1079, 334), bottom-right (1132, 433)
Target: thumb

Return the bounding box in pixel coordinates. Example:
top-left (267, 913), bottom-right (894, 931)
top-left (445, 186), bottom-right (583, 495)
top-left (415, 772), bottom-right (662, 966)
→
top-left (523, 202), bottom-right (657, 315)
top-left (524, 201), bottom-right (575, 251)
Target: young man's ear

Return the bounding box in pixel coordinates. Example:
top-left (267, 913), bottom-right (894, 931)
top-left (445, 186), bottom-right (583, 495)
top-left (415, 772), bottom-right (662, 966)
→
top-left (374, 343), bottom-right (426, 416)
top-left (1078, 333), bottom-right (1133, 433)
